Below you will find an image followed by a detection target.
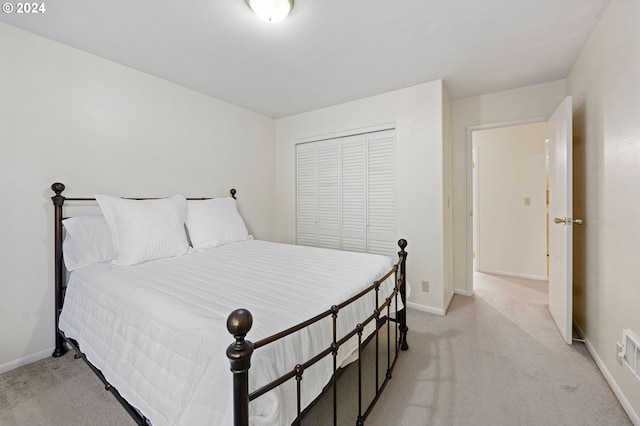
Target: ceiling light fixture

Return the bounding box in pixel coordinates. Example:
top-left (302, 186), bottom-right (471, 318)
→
top-left (246, 0), bottom-right (293, 23)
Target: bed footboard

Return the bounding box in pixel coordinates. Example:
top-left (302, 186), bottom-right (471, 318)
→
top-left (227, 239), bottom-right (409, 426)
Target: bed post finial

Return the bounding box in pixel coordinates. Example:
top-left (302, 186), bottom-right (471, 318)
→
top-left (230, 188), bottom-right (237, 199)
top-left (397, 239), bottom-right (409, 351)
top-left (51, 182), bottom-right (68, 358)
top-left (227, 309), bottom-right (254, 426)
top-left (52, 182), bottom-right (65, 197)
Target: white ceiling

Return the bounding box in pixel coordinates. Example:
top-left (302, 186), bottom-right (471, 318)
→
top-left (1, 0), bottom-right (610, 118)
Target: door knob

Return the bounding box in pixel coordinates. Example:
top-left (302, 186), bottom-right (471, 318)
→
top-left (573, 218), bottom-right (583, 225)
top-left (553, 217), bottom-right (567, 224)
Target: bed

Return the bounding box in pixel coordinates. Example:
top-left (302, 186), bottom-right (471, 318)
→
top-left (50, 182), bottom-right (409, 425)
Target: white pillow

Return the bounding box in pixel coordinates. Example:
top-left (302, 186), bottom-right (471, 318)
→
top-left (63, 216), bottom-right (114, 271)
top-left (95, 194), bottom-right (190, 266)
top-left (186, 197), bottom-right (249, 250)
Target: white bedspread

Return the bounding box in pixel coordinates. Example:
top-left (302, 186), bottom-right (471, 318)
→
top-left (58, 239), bottom-right (399, 425)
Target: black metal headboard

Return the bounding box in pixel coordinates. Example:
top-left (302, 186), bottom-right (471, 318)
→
top-left (50, 182), bottom-right (237, 358)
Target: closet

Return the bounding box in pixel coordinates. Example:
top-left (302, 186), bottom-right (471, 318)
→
top-left (296, 129), bottom-right (396, 259)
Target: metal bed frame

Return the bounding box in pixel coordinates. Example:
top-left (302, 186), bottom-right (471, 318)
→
top-left (50, 182), bottom-right (409, 425)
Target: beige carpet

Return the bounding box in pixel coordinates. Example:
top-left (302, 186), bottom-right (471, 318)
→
top-left (367, 272), bottom-right (631, 426)
top-left (0, 272), bottom-right (631, 425)
top-left (0, 352), bottom-right (134, 426)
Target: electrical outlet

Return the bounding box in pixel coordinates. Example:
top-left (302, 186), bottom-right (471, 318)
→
top-left (421, 280), bottom-right (429, 292)
top-left (616, 342), bottom-right (624, 365)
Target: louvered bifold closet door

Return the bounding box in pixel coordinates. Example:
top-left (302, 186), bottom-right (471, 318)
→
top-left (367, 130), bottom-right (396, 259)
top-left (296, 129), bottom-right (396, 256)
top-left (341, 135), bottom-right (367, 252)
top-left (316, 140), bottom-right (341, 249)
top-left (296, 143), bottom-right (318, 247)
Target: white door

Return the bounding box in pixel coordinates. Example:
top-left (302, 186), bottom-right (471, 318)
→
top-left (367, 130), bottom-right (396, 259)
top-left (317, 139), bottom-right (341, 249)
top-left (341, 135), bottom-right (367, 252)
top-left (548, 96), bottom-right (574, 345)
top-left (296, 143), bottom-right (318, 247)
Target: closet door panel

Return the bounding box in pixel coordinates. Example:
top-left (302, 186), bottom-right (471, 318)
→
top-left (317, 140), bottom-right (341, 249)
top-left (341, 135), bottom-right (367, 253)
top-left (367, 130), bottom-right (396, 259)
top-left (296, 143), bottom-right (318, 246)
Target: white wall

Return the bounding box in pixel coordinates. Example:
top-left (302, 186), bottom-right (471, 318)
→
top-left (473, 122), bottom-right (548, 280)
top-left (275, 81), bottom-right (450, 313)
top-left (0, 23), bottom-right (276, 370)
top-left (452, 80), bottom-right (566, 294)
top-left (442, 86), bottom-right (454, 310)
top-left (567, 0), bottom-right (640, 420)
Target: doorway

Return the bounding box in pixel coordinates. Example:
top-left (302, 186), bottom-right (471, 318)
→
top-left (466, 118), bottom-right (549, 294)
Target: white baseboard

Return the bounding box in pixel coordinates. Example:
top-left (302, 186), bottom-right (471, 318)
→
top-left (454, 288), bottom-right (474, 296)
top-left (0, 347), bottom-right (54, 375)
top-left (574, 322), bottom-right (640, 425)
top-left (477, 268), bottom-right (547, 281)
top-left (407, 301), bottom-right (446, 316)
top-left (406, 289), bottom-right (457, 316)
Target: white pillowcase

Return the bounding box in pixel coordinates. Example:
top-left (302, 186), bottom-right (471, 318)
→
top-left (186, 197), bottom-right (250, 250)
top-left (63, 216), bottom-right (114, 271)
top-left (96, 194), bottom-right (190, 266)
